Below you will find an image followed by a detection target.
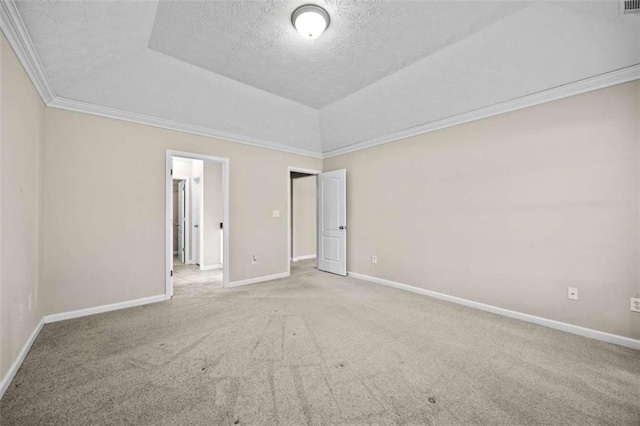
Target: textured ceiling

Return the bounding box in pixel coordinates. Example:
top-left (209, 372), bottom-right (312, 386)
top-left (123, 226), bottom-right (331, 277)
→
top-left (8, 1), bottom-right (640, 155)
top-left (148, 1), bottom-right (527, 108)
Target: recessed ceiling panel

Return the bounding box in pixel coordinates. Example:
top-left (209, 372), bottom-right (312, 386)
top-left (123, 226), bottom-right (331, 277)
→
top-left (148, 1), bottom-right (528, 108)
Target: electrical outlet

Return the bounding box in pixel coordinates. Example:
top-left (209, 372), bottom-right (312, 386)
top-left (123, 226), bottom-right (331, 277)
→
top-left (252, 255), bottom-right (257, 264)
top-left (28, 294), bottom-right (32, 311)
top-left (631, 298), bottom-right (640, 313)
top-left (18, 304), bottom-right (24, 323)
top-left (371, 255), bottom-right (378, 264)
top-left (272, 210), bottom-right (280, 218)
top-left (568, 287), bottom-right (579, 301)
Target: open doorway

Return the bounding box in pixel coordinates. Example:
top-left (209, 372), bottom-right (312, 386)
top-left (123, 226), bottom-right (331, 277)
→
top-left (288, 167), bottom-right (321, 277)
top-left (166, 151), bottom-right (229, 297)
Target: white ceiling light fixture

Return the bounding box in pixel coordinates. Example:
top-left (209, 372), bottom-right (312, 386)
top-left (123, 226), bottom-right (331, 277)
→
top-left (292, 4), bottom-right (330, 40)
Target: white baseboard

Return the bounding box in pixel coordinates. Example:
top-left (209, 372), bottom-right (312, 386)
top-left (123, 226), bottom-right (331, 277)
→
top-left (0, 318), bottom-right (45, 399)
top-left (348, 272), bottom-right (640, 351)
top-left (44, 294), bottom-right (167, 323)
top-left (227, 272), bottom-right (289, 288)
top-left (292, 255), bottom-right (316, 262)
top-left (200, 264), bottom-right (223, 271)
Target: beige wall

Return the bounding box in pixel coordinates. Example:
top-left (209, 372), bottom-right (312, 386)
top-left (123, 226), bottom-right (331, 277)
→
top-left (41, 108), bottom-right (321, 315)
top-left (292, 175), bottom-right (316, 259)
top-left (203, 161), bottom-right (223, 267)
top-left (0, 35), bottom-right (45, 379)
top-left (325, 81), bottom-right (640, 340)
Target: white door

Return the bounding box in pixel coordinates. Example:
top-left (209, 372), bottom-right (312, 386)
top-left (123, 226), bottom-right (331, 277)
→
top-left (193, 177), bottom-right (201, 265)
top-left (178, 180), bottom-right (186, 263)
top-left (317, 169), bottom-right (347, 276)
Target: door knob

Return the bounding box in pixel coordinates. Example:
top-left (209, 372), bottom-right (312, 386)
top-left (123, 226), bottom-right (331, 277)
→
top-left (339, 226), bottom-right (345, 230)
top-left (194, 224), bottom-right (199, 228)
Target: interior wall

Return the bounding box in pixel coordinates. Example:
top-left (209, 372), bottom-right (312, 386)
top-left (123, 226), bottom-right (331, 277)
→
top-left (203, 161), bottom-right (223, 267)
top-left (324, 81), bottom-right (640, 340)
top-left (0, 34), bottom-right (45, 380)
top-left (41, 108), bottom-right (321, 315)
top-left (292, 175), bottom-right (316, 259)
top-left (172, 158), bottom-right (195, 178)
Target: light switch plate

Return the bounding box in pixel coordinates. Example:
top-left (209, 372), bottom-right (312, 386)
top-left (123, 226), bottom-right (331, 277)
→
top-left (273, 210), bottom-right (280, 217)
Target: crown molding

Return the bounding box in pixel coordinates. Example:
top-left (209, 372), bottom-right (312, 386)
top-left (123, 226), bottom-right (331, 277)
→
top-left (2, 0), bottom-right (638, 160)
top-left (322, 64), bottom-right (640, 159)
top-left (0, 0), bottom-right (55, 103)
top-left (48, 97), bottom-right (323, 158)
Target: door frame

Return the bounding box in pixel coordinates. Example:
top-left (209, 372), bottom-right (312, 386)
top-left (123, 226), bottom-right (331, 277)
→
top-left (166, 150), bottom-right (230, 297)
top-left (287, 166), bottom-right (321, 277)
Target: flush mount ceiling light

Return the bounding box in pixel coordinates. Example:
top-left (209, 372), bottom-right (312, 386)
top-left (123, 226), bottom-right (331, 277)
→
top-left (292, 4), bottom-right (330, 39)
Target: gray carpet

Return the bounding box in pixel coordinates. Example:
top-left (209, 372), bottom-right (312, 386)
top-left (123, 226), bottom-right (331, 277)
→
top-left (173, 256), bottom-right (223, 294)
top-left (1, 260), bottom-right (639, 425)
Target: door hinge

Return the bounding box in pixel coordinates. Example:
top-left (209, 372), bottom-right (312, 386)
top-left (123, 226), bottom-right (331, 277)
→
top-left (170, 270), bottom-right (173, 277)
top-left (170, 169), bottom-right (173, 176)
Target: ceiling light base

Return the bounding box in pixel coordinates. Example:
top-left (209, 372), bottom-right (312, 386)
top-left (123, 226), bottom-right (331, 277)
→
top-left (292, 4), bottom-right (330, 39)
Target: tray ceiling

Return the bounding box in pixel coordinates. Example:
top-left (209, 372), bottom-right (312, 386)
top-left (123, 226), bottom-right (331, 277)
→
top-left (6, 0), bottom-right (640, 156)
top-left (149, 1), bottom-right (526, 108)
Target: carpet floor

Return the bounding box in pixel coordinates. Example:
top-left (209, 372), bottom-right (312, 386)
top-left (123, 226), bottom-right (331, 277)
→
top-left (1, 260), bottom-right (639, 425)
top-left (173, 256), bottom-right (223, 293)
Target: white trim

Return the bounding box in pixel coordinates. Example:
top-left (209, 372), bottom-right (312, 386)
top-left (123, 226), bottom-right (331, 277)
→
top-left (0, 0), bottom-right (55, 103)
top-left (288, 167), bottom-right (323, 175)
top-left (348, 272), bottom-right (640, 351)
top-left (200, 264), bottom-right (223, 271)
top-left (323, 64), bottom-right (640, 158)
top-left (0, 318), bottom-right (45, 399)
top-left (167, 154), bottom-right (173, 290)
top-left (292, 254), bottom-right (316, 262)
top-left (287, 167), bottom-right (321, 277)
top-left (49, 97), bottom-right (323, 158)
top-left (227, 272), bottom-right (289, 288)
top-left (44, 295), bottom-right (167, 324)
top-left (198, 172), bottom-right (204, 267)
top-left (166, 150), bottom-right (230, 297)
